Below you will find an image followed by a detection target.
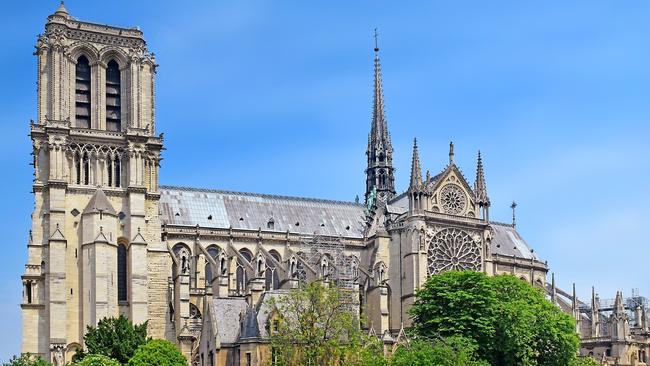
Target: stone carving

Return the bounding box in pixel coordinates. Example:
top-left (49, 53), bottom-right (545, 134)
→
top-left (427, 228), bottom-right (481, 275)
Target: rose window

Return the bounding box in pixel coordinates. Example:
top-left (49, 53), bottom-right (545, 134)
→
top-left (427, 228), bottom-right (481, 275)
top-left (440, 184), bottom-right (466, 215)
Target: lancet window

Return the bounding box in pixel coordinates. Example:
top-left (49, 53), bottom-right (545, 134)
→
top-left (75, 56), bottom-right (91, 128)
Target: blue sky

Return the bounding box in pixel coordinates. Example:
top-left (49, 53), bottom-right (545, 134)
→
top-left (1, 0), bottom-right (649, 360)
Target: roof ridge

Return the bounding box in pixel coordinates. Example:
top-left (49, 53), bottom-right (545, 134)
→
top-left (489, 220), bottom-right (515, 228)
top-left (159, 184), bottom-right (364, 207)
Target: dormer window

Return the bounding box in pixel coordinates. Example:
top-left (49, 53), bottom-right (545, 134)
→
top-left (105, 60), bottom-right (121, 131)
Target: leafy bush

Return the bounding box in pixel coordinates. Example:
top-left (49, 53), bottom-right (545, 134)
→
top-left (390, 337), bottom-right (488, 366)
top-left (127, 339), bottom-right (186, 366)
top-left (75, 315), bottom-right (148, 364)
top-left (70, 354), bottom-right (120, 366)
top-left (3, 354), bottom-right (51, 366)
top-left (571, 356), bottom-right (602, 366)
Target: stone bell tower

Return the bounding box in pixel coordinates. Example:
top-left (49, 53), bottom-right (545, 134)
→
top-left (20, 3), bottom-right (163, 364)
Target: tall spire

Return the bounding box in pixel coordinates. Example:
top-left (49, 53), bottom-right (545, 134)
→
top-left (409, 138), bottom-right (422, 190)
top-left (365, 29), bottom-right (395, 205)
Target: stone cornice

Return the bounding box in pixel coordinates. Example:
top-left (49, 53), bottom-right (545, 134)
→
top-left (162, 224), bottom-right (366, 247)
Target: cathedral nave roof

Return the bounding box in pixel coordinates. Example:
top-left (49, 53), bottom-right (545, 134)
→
top-left (159, 185), bottom-right (366, 238)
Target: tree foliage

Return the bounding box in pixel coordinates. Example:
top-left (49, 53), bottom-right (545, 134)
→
top-left (3, 354), bottom-right (51, 366)
top-left (570, 356), bottom-right (602, 366)
top-left (127, 339), bottom-right (186, 366)
top-left (266, 280), bottom-right (374, 366)
top-left (70, 354), bottom-right (120, 366)
top-left (75, 315), bottom-right (148, 364)
top-left (410, 271), bottom-right (580, 366)
top-left (390, 337), bottom-right (488, 366)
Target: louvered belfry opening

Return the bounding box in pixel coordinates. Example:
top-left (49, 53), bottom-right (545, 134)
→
top-left (75, 55), bottom-right (91, 128)
top-left (105, 60), bottom-right (121, 131)
top-left (117, 244), bottom-right (127, 302)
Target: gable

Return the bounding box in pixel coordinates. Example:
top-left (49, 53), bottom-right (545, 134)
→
top-left (427, 165), bottom-right (478, 218)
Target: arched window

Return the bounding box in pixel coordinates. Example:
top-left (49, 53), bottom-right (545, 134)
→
top-left (75, 151), bottom-right (82, 184)
top-left (105, 60), bottom-right (121, 131)
top-left (236, 249), bottom-right (253, 293)
top-left (117, 244), bottom-right (127, 302)
top-left (107, 156), bottom-right (113, 187)
top-left (82, 152), bottom-right (90, 185)
top-left (265, 250), bottom-right (281, 290)
top-left (114, 156), bottom-right (121, 187)
top-left (75, 56), bottom-right (91, 128)
top-left (205, 246), bottom-right (220, 286)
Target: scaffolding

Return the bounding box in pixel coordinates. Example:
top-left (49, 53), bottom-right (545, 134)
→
top-left (299, 234), bottom-right (357, 291)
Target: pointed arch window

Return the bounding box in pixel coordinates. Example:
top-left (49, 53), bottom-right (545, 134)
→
top-left (75, 56), bottom-right (91, 128)
top-left (114, 156), bottom-right (121, 187)
top-left (205, 246), bottom-right (220, 286)
top-left (117, 244), bottom-right (127, 302)
top-left (265, 250), bottom-right (281, 290)
top-left (82, 152), bottom-right (90, 185)
top-left (105, 60), bottom-right (121, 131)
top-left (107, 155), bottom-right (113, 187)
top-left (75, 151), bottom-right (82, 184)
top-left (236, 249), bottom-right (253, 293)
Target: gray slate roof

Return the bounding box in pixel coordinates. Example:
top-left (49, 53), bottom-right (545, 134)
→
top-left (490, 222), bottom-right (540, 261)
top-left (83, 188), bottom-right (116, 215)
top-left (159, 186), bottom-right (366, 238)
top-left (212, 297), bottom-right (248, 344)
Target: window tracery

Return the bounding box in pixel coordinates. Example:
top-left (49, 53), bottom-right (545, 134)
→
top-left (440, 184), bottom-right (467, 215)
top-left (427, 228), bottom-right (481, 275)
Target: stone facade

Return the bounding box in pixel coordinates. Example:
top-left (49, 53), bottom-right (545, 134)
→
top-left (20, 4), bottom-right (648, 366)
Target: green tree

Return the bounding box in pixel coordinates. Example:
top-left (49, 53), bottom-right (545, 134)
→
top-left (127, 339), bottom-right (186, 366)
top-left (3, 354), bottom-right (51, 366)
top-left (75, 315), bottom-right (148, 364)
top-left (390, 337), bottom-right (488, 366)
top-left (70, 354), bottom-right (120, 366)
top-left (266, 280), bottom-right (380, 366)
top-left (410, 271), bottom-right (580, 366)
top-left (570, 356), bottom-right (601, 366)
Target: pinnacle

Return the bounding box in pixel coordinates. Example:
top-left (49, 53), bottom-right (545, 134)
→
top-left (409, 137), bottom-right (422, 189)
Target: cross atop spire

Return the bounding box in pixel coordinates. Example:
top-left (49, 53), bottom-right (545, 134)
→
top-left (374, 28), bottom-right (379, 53)
top-left (365, 29), bottom-right (395, 205)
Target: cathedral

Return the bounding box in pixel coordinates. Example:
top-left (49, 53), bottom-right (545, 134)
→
top-left (20, 4), bottom-right (648, 366)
